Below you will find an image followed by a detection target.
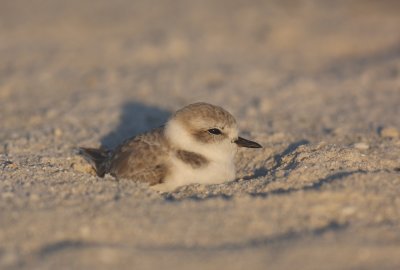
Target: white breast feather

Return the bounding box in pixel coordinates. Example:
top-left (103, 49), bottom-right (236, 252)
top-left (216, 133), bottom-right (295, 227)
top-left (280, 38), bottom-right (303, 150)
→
top-left (154, 119), bottom-right (237, 192)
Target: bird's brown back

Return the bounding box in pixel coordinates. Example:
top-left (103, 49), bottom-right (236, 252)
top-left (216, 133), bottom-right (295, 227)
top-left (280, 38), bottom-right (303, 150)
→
top-left (109, 127), bottom-right (170, 185)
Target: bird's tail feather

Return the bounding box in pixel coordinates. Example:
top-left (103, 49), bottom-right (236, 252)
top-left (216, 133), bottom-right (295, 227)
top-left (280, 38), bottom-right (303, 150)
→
top-left (76, 147), bottom-right (111, 177)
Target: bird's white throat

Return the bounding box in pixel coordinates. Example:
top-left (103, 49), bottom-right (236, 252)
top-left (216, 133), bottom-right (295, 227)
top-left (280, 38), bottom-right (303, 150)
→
top-left (155, 118), bottom-right (238, 192)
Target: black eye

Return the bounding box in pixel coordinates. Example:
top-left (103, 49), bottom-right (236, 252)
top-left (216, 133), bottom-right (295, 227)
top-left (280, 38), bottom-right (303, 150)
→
top-left (208, 128), bottom-right (222, 135)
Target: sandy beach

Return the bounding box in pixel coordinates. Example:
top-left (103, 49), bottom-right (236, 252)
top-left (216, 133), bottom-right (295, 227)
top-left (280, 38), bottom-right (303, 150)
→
top-left (1, 0), bottom-right (400, 269)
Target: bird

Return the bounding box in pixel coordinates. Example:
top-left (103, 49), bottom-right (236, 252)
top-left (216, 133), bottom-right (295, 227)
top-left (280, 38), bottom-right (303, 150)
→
top-left (77, 102), bottom-right (262, 192)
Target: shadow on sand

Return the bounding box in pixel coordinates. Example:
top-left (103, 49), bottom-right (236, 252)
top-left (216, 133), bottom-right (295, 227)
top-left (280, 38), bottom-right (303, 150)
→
top-left (101, 101), bottom-right (171, 149)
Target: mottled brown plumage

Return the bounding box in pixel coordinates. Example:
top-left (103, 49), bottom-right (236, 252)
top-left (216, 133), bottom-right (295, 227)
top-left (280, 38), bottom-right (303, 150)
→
top-left (77, 102), bottom-right (262, 191)
top-left (109, 128), bottom-right (170, 185)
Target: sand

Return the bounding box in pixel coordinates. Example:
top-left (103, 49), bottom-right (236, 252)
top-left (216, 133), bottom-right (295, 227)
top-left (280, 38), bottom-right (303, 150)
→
top-left (1, 0), bottom-right (400, 269)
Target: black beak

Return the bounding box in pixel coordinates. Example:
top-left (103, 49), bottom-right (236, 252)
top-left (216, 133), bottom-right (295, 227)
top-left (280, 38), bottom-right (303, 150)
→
top-left (234, 137), bottom-right (262, 148)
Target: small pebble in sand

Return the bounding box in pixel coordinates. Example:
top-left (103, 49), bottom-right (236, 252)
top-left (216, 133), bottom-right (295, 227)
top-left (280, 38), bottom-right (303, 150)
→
top-left (353, 142), bottom-right (369, 150)
top-left (2, 161), bottom-right (18, 170)
top-left (379, 127), bottom-right (399, 139)
top-left (53, 128), bottom-right (63, 138)
top-left (29, 193), bottom-right (40, 202)
top-left (71, 158), bottom-right (96, 175)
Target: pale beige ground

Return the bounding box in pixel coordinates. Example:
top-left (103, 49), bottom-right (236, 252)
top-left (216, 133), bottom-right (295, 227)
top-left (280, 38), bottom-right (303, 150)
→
top-left (1, 0), bottom-right (400, 269)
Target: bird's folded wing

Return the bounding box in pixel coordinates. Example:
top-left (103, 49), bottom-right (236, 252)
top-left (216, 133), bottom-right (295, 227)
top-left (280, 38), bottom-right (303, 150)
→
top-left (109, 128), bottom-right (169, 185)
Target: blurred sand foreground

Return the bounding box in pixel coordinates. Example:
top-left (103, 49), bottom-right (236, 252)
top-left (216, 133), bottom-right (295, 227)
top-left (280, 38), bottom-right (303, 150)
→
top-left (1, 0), bottom-right (400, 269)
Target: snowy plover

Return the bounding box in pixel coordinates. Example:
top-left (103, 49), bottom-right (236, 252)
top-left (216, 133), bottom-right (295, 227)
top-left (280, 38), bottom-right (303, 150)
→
top-left (78, 102), bottom-right (261, 192)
